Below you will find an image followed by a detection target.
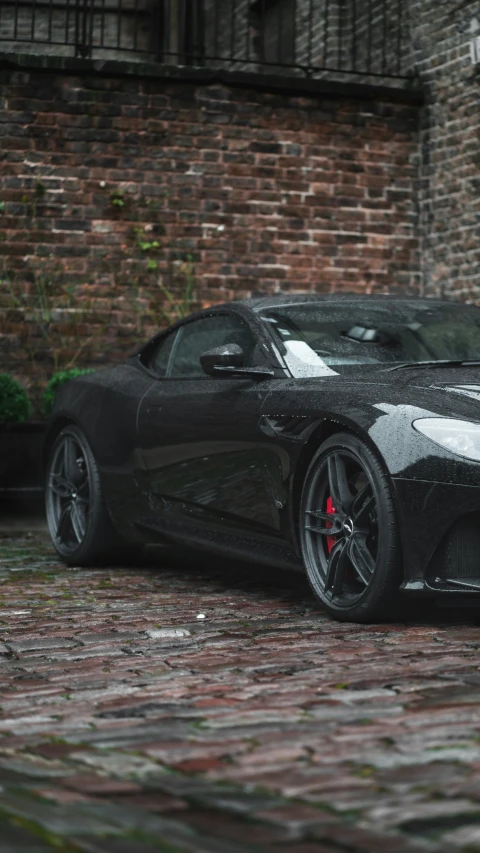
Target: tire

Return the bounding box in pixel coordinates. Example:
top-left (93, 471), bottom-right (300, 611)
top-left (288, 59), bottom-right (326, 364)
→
top-left (45, 424), bottom-right (140, 566)
top-left (299, 431), bottom-right (402, 623)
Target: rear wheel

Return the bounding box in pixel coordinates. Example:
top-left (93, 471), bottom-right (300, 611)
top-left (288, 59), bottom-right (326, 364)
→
top-left (45, 425), bottom-right (140, 566)
top-left (299, 432), bottom-right (402, 622)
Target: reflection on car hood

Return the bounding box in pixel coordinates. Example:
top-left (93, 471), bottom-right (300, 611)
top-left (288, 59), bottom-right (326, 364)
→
top-left (429, 384), bottom-right (480, 403)
top-left (365, 366), bottom-right (480, 417)
top-left (340, 363), bottom-right (480, 385)
top-left (319, 365), bottom-right (480, 409)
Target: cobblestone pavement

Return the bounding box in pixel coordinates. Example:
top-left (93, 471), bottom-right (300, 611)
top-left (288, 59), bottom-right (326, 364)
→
top-left (3, 534), bottom-right (480, 852)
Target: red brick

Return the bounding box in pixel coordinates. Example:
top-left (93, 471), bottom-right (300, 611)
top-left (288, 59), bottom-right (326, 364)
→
top-left (0, 71), bottom-right (419, 397)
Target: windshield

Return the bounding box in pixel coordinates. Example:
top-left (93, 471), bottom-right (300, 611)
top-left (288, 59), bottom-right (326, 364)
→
top-left (259, 301), bottom-right (480, 378)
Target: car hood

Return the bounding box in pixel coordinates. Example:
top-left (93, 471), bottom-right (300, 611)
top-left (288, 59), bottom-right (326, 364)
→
top-left (330, 363), bottom-right (479, 388)
top-left (334, 364), bottom-right (480, 420)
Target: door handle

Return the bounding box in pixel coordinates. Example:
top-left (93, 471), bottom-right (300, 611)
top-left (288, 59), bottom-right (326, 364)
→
top-left (147, 405), bottom-right (163, 414)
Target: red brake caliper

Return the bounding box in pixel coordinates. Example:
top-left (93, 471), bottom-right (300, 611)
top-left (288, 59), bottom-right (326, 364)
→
top-left (326, 496), bottom-right (337, 554)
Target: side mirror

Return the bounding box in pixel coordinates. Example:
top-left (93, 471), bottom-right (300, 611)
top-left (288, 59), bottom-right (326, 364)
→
top-left (200, 343), bottom-right (244, 376)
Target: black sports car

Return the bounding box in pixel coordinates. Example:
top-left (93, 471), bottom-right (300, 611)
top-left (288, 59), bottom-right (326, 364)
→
top-left (44, 294), bottom-right (480, 622)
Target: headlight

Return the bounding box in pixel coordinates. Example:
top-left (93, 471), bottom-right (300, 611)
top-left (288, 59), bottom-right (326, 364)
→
top-left (413, 418), bottom-right (480, 461)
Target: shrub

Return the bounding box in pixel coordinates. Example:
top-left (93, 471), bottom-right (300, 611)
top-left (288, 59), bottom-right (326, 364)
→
top-left (0, 374), bottom-right (31, 424)
top-left (42, 368), bottom-right (95, 418)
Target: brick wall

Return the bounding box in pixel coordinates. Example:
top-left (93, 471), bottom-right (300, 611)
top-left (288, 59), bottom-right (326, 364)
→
top-left (413, 0), bottom-right (480, 299)
top-left (3, 0), bottom-right (479, 411)
top-left (0, 68), bottom-right (419, 398)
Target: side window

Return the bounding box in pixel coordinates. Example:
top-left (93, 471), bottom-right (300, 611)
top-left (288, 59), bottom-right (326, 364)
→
top-left (169, 315), bottom-right (255, 378)
top-left (150, 330), bottom-right (177, 376)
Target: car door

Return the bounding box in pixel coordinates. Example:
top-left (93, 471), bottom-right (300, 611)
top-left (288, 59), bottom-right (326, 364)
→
top-left (136, 310), bottom-right (288, 546)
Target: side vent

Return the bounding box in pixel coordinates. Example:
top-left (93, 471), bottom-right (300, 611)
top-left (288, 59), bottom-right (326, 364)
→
top-left (261, 415), bottom-right (310, 440)
top-left (427, 512), bottom-right (480, 580)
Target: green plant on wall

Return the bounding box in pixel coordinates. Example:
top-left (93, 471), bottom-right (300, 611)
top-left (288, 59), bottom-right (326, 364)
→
top-left (101, 183), bottom-right (169, 221)
top-left (127, 254), bottom-right (197, 333)
top-left (0, 263), bottom-right (116, 413)
top-left (2, 266), bottom-right (111, 373)
top-left (110, 189), bottom-right (126, 209)
top-left (21, 181), bottom-right (46, 221)
top-left (99, 185), bottom-right (197, 328)
top-left (0, 374), bottom-right (31, 423)
top-left (0, 181), bottom-right (200, 416)
top-left (133, 226), bottom-right (161, 253)
top-left (157, 255), bottom-right (196, 324)
top-left (126, 221), bottom-right (198, 330)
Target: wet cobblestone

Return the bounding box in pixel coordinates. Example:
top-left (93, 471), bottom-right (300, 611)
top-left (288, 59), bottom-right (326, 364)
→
top-left (2, 532), bottom-right (480, 851)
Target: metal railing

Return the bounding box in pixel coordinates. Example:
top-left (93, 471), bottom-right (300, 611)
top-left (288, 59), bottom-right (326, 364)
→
top-left (0, 0), bottom-right (413, 80)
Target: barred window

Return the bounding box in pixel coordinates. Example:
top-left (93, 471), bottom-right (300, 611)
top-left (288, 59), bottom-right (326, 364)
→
top-left (264, 0), bottom-right (295, 65)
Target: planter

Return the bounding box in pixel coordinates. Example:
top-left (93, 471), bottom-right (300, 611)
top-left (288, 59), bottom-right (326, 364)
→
top-left (0, 421), bottom-right (46, 495)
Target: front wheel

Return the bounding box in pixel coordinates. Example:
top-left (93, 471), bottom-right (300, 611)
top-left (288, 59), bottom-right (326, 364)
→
top-left (45, 424), bottom-right (140, 566)
top-left (299, 432), bottom-right (402, 623)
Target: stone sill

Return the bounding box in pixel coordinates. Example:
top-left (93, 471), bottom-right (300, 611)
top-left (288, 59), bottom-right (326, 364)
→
top-left (0, 51), bottom-right (424, 104)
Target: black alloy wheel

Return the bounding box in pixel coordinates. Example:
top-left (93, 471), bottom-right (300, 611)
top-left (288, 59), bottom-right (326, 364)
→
top-left (45, 424), bottom-right (137, 565)
top-left (46, 428), bottom-right (89, 557)
top-left (299, 432), bottom-right (402, 622)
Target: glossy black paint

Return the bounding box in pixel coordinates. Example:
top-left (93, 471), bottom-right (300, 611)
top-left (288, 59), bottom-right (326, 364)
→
top-left (45, 295), bottom-right (480, 598)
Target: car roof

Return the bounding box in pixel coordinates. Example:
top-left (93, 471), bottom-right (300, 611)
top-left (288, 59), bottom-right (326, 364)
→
top-left (223, 292), bottom-right (469, 313)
